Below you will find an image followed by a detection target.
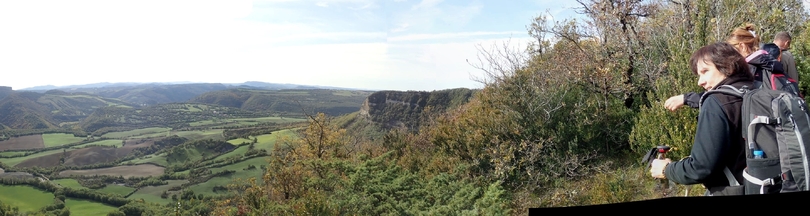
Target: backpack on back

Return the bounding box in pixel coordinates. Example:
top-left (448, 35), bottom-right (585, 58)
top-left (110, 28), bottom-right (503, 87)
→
top-left (747, 50), bottom-right (804, 99)
top-left (700, 85), bottom-right (810, 194)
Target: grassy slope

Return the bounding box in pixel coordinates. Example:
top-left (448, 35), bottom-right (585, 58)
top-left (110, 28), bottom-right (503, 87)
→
top-left (0, 185), bottom-right (55, 213)
top-left (41, 133), bottom-right (85, 147)
top-left (101, 127), bottom-right (172, 139)
top-left (97, 184), bottom-right (136, 197)
top-left (124, 153), bottom-right (169, 167)
top-left (252, 128), bottom-right (298, 151)
top-left (128, 180), bottom-right (188, 205)
top-left (65, 198), bottom-right (118, 216)
top-left (184, 156), bottom-right (270, 197)
top-left (52, 179), bottom-right (87, 189)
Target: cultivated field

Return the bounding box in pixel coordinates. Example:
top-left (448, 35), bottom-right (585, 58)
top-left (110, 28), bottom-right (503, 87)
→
top-left (52, 178), bottom-right (86, 189)
top-left (127, 180), bottom-right (188, 205)
top-left (0, 185), bottom-right (55, 213)
top-left (0, 134), bottom-right (44, 151)
top-left (186, 168), bottom-right (265, 197)
top-left (16, 145), bottom-right (137, 168)
top-left (59, 164), bottom-right (165, 178)
top-left (98, 184), bottom-right (136, 196)
top-left (0, 148), bottom-right (63, 167)
top-left (208, 156), bottom-right (271, 174)
top-left (101, 127), bottom-right (172, 139)
top-left (41, 133), bottom-right (85, 147)
top-left (172, 129), bottom-right (225, 140)
top-left (65, 198), bottom-right (118, 216)
top-left (210, 145), bottom-right (249, 161)
top-left (189, 116), bottom-right (306, 127)
top-left (184, 156), bottom-right (270, 196)
top-left (253, 128), bottom-right (298, 150)
top-left (124, 153), bottom-right (169, 167)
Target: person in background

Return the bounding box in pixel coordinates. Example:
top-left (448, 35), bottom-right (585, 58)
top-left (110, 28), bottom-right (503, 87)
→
top-left (664, 23), bottom-right (783, 111)
top-left (773, 31), bottom-right (798, 85)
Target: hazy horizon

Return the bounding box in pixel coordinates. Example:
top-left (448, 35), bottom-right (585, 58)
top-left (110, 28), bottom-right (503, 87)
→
top-left (0, 0), bottom-right (584, 92)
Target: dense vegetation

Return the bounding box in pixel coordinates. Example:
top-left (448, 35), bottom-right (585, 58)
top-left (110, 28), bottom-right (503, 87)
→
top-left (1, 1), bottom-right (809, 215)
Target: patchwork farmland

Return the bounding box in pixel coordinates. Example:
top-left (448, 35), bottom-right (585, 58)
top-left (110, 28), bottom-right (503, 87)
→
top-left (0, 88), bottom-right (372, 215)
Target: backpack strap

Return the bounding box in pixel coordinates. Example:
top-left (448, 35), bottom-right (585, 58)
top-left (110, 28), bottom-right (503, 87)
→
top-left (724, 167), bottom-right (741, 186)
top-left (746, 50), bottom-right (767, 62)
top-left (743, 169), bottom-right (780, 194)
top-left (698, 85), bottom-right (746, 109)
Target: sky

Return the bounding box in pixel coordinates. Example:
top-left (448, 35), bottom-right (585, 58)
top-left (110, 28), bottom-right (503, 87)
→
top-left (0, 0), bottom-right (585, 91)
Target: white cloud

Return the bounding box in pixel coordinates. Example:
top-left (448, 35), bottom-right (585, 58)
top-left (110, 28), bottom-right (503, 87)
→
top-left (316, 2), bottom-right (329, 7)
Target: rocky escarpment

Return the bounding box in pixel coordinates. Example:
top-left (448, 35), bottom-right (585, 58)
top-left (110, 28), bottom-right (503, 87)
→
top-left (358, 88), bottom-right (476, 131)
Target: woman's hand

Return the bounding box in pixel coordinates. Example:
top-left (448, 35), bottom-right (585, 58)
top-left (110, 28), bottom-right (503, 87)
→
top-left (664, 95), bottom-right (685, 111)
top-left (650, 158), bottom-right (672, 179)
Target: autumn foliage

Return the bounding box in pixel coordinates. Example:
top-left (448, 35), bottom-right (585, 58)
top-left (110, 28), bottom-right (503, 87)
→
top-left (211, 1), bottom-right (810, 215)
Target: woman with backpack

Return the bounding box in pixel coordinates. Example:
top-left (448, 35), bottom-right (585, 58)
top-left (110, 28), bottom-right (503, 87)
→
top-left (663, 23), bottom-right (788, 111)
top-left (650, 42), bottom-right (753, 196)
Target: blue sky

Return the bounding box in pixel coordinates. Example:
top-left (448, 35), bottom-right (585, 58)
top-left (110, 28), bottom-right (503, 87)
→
top-left (0, 0), bottom-right (584, 91)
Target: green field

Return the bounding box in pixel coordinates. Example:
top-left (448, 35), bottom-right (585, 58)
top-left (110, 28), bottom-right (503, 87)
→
top-left (208, 156), bottom-right (271, 174)
top-left (187, 169), bottom-right (265, 197)
top-left (0, 148), bottom-right (63, 167)
top-left (127, 180), bottom-right (188, 205)
top-left (42, 133), bottom-right (85, 147)
top-left (211, 145), bottom-right (250, 161)
top-left (168, 104), bottom-right (209, 112)
top-left (65, 198), bottom-right (118, 216)
top-left (184, 156), bottom-right (270, 197)
top-left (101, 127), bottom-right (172, 139)
top-left (123, 141), bottom-right (221, 167)
top-left (173, 129), bottom-right (224, 140)
top-left (98, 184), bottom-right (135, 196)
top-left (228, 117), bottom-right (306, 126)
top-left (165, 147), bottom-right (206, 165)
top-left (0, 185), bottom-right (55, 213)
top-left (71, 139), bottom-right (124, 149)
top-left (0, 151), bottom-right (28, 157)
top-left (223, 128), bottom-right (298, 151)
top-left (124, 153), bottom-right (168, 167)
top-left (53, 179), bottom-right (87, 189)
top-left (253, 129), bottom-right (298, 150)
top-left (226, 138), bottom-right (252, 145)
top-left (189, 116), bottom-right (305, 127)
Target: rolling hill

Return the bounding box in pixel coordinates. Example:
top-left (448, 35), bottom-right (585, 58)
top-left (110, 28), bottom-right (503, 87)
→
top-left (19, 81), bottom-right (370, 106)
top-left (188, 88), bottom-right (374, 117)
top-left (0, 90), bottom-right (135, 130)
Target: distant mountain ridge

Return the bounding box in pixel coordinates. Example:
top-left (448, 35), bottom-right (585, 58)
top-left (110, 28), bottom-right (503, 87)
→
top-left (19, 81), bottom-right (371, 92)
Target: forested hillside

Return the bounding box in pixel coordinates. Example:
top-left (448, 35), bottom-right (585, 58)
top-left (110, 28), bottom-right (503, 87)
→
top-left (189, 88), bottom-right (373, 117)
top-left (59, 83), bottom-right (231, 106)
